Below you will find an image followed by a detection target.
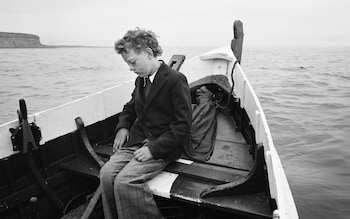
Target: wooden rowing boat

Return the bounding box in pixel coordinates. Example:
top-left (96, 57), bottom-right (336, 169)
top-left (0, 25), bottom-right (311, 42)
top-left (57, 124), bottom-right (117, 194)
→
top-left (0, 20), bottom-right (298, 219)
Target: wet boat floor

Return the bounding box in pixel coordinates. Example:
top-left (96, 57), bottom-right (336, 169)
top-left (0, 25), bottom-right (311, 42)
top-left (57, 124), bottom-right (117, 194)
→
top-left (207, 111), bottom-right (253, 171)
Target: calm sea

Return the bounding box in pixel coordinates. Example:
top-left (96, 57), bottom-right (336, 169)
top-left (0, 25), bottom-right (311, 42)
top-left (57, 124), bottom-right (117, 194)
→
top-left (0, 46), bottom-right (349, 219)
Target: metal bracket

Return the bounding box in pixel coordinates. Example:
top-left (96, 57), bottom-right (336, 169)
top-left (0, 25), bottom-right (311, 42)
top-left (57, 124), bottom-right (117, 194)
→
top-left (9, 99), bottom-right (41, 153)
top-left (9, 123), bottom-right (41, 153)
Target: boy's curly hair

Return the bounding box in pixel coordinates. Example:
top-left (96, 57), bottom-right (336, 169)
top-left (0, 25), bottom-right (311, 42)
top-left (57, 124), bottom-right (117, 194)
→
top-left (115, 28), bottom-right (163, 57)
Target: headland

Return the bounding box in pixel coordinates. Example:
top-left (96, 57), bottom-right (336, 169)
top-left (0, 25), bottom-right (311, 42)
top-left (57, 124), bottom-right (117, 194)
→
top-left (0, 32), bottom-right (46, 48)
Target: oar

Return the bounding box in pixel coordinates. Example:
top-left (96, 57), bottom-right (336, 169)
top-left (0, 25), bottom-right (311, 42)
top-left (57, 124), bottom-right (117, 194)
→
top-left (18, 99), bottom-right (65, 214)
top-left (81, 185), bottom-right (102, 219)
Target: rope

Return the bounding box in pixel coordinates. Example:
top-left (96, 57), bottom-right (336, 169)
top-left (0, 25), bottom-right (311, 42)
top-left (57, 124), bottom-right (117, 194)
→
top-left (215, 60), bottom-right (240, 109)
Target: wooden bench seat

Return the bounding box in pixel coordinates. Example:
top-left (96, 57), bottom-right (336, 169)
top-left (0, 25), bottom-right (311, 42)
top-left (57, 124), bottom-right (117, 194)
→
top-left (60, 110), bottom-right (254, 197)
top-left (60, 148), bottom-right (247, 195)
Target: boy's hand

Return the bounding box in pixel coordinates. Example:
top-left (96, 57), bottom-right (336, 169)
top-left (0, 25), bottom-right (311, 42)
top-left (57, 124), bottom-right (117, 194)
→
top-left (134, 146), bottom-right (153, 162)
top-left (113, 128), bottom-right (129, 152)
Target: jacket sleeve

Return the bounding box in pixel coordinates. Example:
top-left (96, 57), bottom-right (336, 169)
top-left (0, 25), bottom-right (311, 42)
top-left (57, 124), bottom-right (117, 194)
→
top-left (147, 73), bottom-right (192, 159)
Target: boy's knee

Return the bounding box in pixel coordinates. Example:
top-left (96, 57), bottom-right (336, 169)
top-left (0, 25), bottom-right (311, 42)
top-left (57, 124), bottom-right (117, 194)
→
top-left (100, 164), bottom-right (112, 180)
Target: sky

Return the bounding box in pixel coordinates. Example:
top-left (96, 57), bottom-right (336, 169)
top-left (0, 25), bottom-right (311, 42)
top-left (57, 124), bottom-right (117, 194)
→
top-left (1, 0), bottom-right (349, 47)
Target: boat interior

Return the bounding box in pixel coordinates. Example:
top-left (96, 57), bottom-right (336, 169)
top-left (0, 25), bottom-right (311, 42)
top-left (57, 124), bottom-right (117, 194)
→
top-left (0, 57), bottom-right (275, 219)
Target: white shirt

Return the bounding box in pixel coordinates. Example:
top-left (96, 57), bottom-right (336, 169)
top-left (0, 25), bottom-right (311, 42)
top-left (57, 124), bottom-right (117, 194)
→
top-left (148, 71), bottom-right (156, 83)
top-left (148, 61), bottom-right (161, 83)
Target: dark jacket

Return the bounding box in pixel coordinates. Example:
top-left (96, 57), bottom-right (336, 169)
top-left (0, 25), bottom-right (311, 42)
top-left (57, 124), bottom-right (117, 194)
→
top-left (116, 62), bottom-right (192, 161)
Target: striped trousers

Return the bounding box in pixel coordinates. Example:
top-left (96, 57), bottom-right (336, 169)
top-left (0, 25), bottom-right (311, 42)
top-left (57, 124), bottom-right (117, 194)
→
top-left (100, 145), bottom-right (169, 219)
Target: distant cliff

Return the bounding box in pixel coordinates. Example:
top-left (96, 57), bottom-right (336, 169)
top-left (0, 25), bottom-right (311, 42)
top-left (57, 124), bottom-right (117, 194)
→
top-left (0, 32), bottom-right (46, 48)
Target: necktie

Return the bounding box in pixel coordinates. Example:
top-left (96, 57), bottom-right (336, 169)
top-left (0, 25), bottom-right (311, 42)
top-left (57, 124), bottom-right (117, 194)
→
top-left (143, 77), bottom-right (151, 99)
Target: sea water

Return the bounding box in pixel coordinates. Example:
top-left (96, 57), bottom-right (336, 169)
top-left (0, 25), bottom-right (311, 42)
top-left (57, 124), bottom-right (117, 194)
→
top-left (0, 46), bottom-right (349, 219)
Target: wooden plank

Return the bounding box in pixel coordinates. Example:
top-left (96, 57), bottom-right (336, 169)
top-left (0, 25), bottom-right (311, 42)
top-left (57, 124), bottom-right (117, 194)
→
top-left (147, 172), bottom-right (179, 199)
top-left (209, 140), bottom-right (253, 171)
top-left (93, 141), bottom-right (246, 185)
top-left (165, 162), bottom-right (243, 184)
top-left (60, 155), bottom-right (100, 179)
top-left (215, 111), bottom-right (246, 144)
top-left (94, 143), bottom-right (113, 158)
top-left (208, 111), bottom-right (254, 170)
top-left (94, 143), bottom-right (248, 184)
top-left (170, 176), bottom-right (272, 219)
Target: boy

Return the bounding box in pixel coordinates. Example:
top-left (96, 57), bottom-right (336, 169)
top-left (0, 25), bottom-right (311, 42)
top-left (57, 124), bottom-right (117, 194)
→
top-left (100, 28), bottom-right (192, 219)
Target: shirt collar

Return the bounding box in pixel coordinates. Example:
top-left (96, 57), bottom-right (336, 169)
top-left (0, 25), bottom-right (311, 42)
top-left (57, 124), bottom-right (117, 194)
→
top-left (149, 71), bottom-right (156, 83)
top-left (148, 61), bottom-right (162, 83)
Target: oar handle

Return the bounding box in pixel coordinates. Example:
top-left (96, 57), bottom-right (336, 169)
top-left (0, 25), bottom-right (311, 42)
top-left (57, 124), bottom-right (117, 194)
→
top-left (19, 99), bottom-right (28, 121)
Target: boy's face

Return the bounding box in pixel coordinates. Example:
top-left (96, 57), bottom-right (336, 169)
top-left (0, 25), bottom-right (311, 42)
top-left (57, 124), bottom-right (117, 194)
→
top-left (121, 48), bottom-right (152, 78)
